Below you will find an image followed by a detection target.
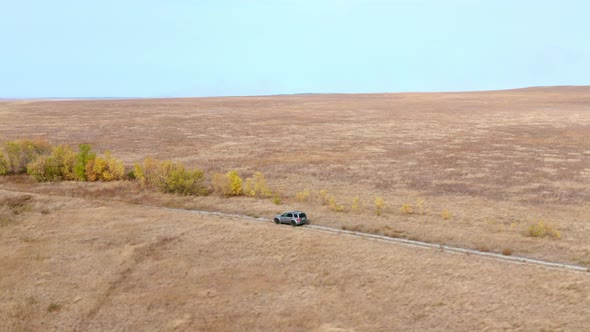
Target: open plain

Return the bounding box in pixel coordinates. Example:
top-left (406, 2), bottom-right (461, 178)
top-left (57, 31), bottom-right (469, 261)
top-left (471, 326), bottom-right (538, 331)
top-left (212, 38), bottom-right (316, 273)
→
top-left (1, 87), bottom-right (590, 330)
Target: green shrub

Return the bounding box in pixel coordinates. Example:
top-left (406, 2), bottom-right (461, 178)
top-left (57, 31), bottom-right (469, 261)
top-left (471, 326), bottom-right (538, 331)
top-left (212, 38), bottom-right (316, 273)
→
top-left (74, 144), bottom-right (95, 181)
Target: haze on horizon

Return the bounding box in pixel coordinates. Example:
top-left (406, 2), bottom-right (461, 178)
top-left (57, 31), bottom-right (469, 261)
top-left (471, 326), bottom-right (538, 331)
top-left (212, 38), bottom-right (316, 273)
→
top-left (1, 0), bottom-right (589, 98)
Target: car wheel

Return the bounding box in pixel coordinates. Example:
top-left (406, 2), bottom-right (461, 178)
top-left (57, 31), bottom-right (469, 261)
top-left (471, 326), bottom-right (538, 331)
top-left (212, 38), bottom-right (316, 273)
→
top-left (274, 218), bottom-right (280, 224)
top-left (290, 220), bottom-right (297, 227)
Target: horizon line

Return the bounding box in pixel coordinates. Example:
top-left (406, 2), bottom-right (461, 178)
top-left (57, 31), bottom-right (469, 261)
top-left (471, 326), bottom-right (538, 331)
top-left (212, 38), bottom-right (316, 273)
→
top-left (1, 85), bottom-right (588, 101)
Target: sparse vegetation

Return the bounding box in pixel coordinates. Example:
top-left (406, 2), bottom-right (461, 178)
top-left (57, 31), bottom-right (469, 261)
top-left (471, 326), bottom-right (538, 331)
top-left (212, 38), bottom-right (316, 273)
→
top-left (374, 196), bottom-right (385, 216)
top-left (2, 91), bottom-right (590, 330)
top-left (295, 189), bottom-right (311, 202)
top-left (318, 190), bottom-right (330, 206)
top-left (271, 194), bottom-right (282, 205)
top-left (416, 199), bottom-right (425, 215)
top-left (47, 302), bottom-right (61, 313)
top-left (1, 195), bottom-right (34, 227)
top-left (351, 196), bottom-right (363, 212)
top-left (441, 209), bottom-right (452, 220)
top-left (316, 190), bottom-right (345, 212)
top-left (327, 195), bottom-right (345, 212)
top-left (400, 203), bottom-right (413, 215)
top-left (3, 195), bottom-right (33, 215)
top-left (527, 221), bottom-right (561, 239)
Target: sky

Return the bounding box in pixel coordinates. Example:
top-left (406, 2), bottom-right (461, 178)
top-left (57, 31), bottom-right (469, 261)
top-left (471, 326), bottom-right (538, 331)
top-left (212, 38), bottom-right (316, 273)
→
top-left (1, 0), bottom-right (589, 98)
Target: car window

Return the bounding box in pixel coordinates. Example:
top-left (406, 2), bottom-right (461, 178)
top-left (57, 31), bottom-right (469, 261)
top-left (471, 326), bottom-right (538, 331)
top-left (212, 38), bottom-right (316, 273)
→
top-left (299, 213), bottom-right (306, 218)
top-left (281, 213), bottom-right (288, 217)
top-left (287, 213), bottom-right (293, 218)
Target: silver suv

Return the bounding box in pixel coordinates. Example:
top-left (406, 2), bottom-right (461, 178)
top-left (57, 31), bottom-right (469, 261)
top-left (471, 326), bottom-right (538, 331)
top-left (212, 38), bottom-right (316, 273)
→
top-left (274, 211), bottom-right (309, 226)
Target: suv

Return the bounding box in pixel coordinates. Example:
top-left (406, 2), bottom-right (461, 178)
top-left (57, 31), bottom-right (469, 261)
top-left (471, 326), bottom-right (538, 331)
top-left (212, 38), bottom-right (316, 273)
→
top-left (274, 211), bottom-right (309, 226)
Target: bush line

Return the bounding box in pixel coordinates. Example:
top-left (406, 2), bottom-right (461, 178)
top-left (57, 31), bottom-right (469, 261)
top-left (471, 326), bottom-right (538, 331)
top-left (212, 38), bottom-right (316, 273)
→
top-left (0, 139), bottom-right (277, 199)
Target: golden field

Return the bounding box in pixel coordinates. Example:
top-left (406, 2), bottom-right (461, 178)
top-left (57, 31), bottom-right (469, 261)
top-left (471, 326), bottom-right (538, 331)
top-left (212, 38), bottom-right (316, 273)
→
top-left (1, 87), bottom-right (590, 330)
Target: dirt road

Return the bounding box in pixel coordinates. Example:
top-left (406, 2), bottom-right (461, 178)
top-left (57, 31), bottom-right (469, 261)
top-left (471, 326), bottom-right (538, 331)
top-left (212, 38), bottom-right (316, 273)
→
top-left (1, 190), bottom-right (589, 331)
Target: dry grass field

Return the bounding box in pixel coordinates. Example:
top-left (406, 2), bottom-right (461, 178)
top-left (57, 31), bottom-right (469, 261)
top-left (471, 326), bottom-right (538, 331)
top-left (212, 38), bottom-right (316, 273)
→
top-left (1, 87), bottom-right (590, 330)
top-left (1, 190), bottom-right (589, 331)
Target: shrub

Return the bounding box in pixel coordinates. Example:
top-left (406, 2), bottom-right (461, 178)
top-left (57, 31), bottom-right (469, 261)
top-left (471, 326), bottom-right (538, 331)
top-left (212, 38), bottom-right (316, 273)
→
top-left (212, 170), bottom-right (244, 196)
top-left (295, 189), bottom-right (311, 202)
top-left (243, 172), bottom-right (272, 197)
top-left (0, 151), bottom-right (8, 175)
top-left (134, 159), bottom-right (207, 195)
top-left (47, 303), bottom-right (61, 313)
top-left (351, 196), bottom-right (363, 212)
top-left (212, 172), bottom-right (231, 196)
top-left (374, 196), bottom-right (385, 216)
top-left (3, 139), bottom-right (51, 174)
top-left (527, 221), bottom-right (561, 239)
top-left (52, 145), bottom-right (77, 180)
top-left (400, 203), bottom-right (413, 214)
top-left (316, 189), bottom-right (344, 211)
top-left (26, 145), bottom-right (77, 182)
top-left (74, 144), bottom-right (96, 181)
top-left (133, 157), bottom-right (159, 187)
top-left (156, 161), bottom-right (206, 195)
top-left (272, 194), bottom-right (282, 205)
top-left (227, 170), bottom-right (243, 196)
top-left (85, 151), bottom-right (124, 182)
top-left (327, 195), bottom-right (345, 212)
top-left (27, 156), bottom-right (58, 182)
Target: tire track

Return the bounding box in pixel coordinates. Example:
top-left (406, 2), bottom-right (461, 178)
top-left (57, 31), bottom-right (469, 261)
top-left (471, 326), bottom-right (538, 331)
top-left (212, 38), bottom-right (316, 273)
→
top-left (159, 206), bottom-right (590, 275)
top-left (0, 188), bottom-right (588, 274)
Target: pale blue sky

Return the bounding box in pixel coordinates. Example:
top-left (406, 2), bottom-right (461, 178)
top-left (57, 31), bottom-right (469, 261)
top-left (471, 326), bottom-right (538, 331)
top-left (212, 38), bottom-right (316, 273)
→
top-left (1, 0), bottom-right (589, 98)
